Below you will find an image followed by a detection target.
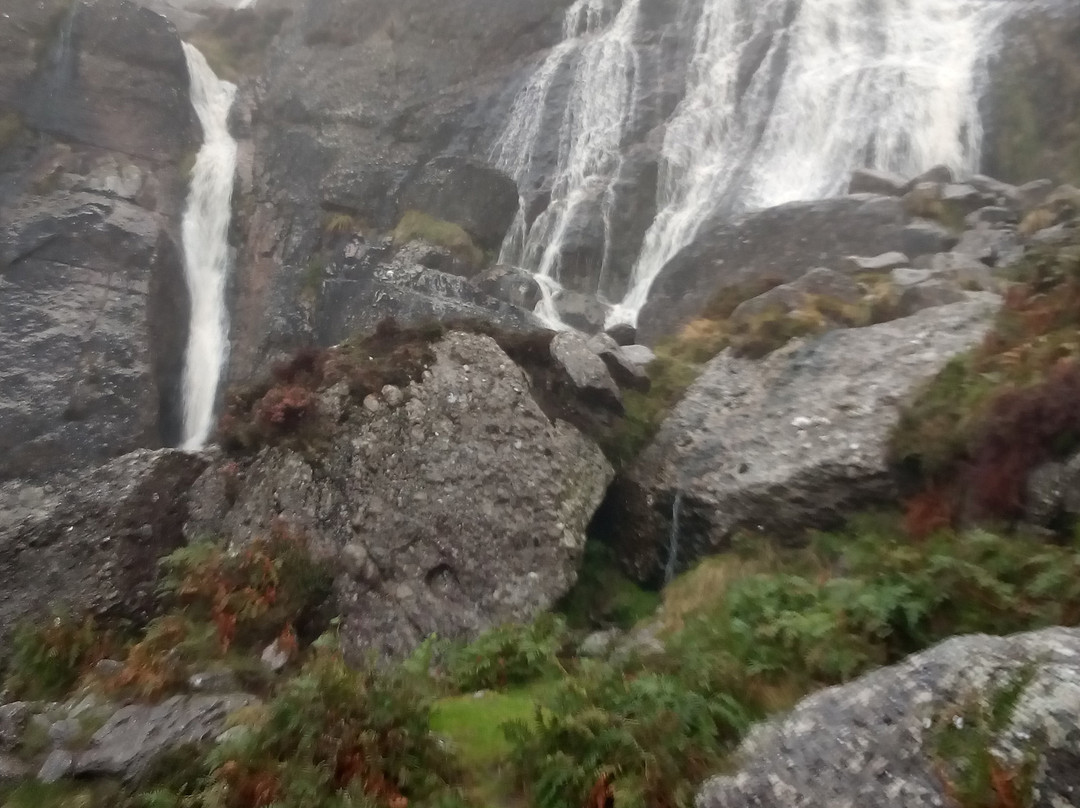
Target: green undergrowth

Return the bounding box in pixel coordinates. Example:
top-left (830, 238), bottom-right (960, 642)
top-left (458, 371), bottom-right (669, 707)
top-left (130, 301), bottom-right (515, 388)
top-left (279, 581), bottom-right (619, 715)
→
top-left (6, 515), bottom-right (1079, 808)
top-left (557, 542), bottom-right (660, 630)
top-left (891, 232), bottom-right (1080, 527)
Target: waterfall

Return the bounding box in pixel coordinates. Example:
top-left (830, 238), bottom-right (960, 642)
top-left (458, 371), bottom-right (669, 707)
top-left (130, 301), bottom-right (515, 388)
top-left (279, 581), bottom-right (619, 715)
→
top-left (492, 0), bottom-right (643, 328)
top-left (494, 0), bottom-right (1013, 329)
top-left (664, 490), bottom-right (683, 585)
top-left (179, 43), bottom-right (238, 449)
top-left (609, 0), bottom-right (1011, 325)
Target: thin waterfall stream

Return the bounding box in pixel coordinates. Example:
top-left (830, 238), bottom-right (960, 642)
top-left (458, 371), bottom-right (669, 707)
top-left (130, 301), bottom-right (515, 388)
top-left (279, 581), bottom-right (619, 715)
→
top-left (664, 489), bottom-right (684, 585)
top-left (179, 43), bottom-right (238, 449)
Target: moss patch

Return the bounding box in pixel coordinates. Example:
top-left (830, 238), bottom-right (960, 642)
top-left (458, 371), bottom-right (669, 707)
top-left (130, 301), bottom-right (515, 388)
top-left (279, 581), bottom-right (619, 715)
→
top-left (393, 210), bottom-right (485, 268)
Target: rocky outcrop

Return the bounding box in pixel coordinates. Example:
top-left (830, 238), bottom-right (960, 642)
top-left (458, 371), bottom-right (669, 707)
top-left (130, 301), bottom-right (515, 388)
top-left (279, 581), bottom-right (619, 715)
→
top-left (610, 296), bottom-right (998, 583)
top-left (187, 331), bottom-right (613, 659)
top-left (696, 627), bottom-right (1080, 808)
top-left (313, 240), bottom-right (542, 346)
top-left (0, 0), bottom-right (199, 479)
top-left (0, 449), bottom-right (208, 655)
top-left (636, 196), bottom-right (908, 344)
top-left (224, 0), bottom-right (571, 383)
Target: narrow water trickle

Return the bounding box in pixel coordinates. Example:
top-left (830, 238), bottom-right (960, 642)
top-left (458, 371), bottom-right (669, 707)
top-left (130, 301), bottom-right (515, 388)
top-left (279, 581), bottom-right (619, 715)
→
top-left (179, 44), bottom-right (238, 449)
top-left (664, 490), bottom-right (683, 585)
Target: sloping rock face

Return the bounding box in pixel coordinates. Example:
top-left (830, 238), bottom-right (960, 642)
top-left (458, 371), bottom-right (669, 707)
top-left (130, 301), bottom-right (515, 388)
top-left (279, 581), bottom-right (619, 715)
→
top-left (636, 196), bottom-right (908, 344)
top-left (0, 0), bottom-right (198, 480)
top-left (187, 331), bottom-right (613, 659)
top-left (225, 0), bottom-right (571, 382)
top-left (0, 449), bottom-right (208, 657)
top-left (697, 627), bottom-right (1080, 808)
top-left (610, 296), bottom-right (998, 583)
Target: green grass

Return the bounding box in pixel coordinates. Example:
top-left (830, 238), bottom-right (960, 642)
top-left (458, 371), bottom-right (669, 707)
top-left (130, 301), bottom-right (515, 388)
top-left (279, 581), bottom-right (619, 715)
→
top-left (432, 691), bottom-right (539, 768)
top-left (0, 780), bottom-right (124, 808)
top-left (558, 543), bottom-right (660, 630)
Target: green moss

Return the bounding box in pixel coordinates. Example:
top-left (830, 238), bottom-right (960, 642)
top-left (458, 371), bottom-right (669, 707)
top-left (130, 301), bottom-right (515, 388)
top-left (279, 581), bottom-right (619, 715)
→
top-left (301, 257), bottom-right (325, 303)
top-left (0, 111), bottom-right (26, 151)
top-left (392, 210), bottom-right (485, 268)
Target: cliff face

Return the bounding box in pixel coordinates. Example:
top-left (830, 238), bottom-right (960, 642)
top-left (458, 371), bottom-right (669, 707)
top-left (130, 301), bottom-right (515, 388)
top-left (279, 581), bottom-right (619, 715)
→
top-left (0, 0), bottom-right (198, 480)
top-left (224, 0), bottom-right (574, 382)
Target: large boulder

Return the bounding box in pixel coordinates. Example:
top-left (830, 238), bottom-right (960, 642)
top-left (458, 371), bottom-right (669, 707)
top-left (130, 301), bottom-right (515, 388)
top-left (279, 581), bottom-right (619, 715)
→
top-left (697, 627), bottom-right (1080, 808)
top-left (609, 296), bottom-right (998, 583)
top-left (637, 196), bottom-right (908, 344)
top-left (0, 450), bottom-right (208, 656)
top-left (187, 331), bottom-right (613, 659)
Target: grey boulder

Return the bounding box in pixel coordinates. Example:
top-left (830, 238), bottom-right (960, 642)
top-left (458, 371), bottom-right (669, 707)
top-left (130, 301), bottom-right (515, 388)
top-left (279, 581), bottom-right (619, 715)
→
top-left (697, 627), bottom-right (1080, 808)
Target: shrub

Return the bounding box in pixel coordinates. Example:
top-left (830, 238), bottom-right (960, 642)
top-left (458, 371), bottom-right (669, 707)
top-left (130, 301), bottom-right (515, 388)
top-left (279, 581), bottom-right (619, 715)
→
top-left (505, 666), bottom-right (751, 808)
top-left (218, 319), bottom-right (441, 454)
top-left (159, 522), bottom-right (333, 653)
top-left (891, 233), bottom-right (1080, 523)
top-left (195, 643), bottom-right (461, 808)
top-left (444, 616), bottom-right (568, 693)
top-left (4, 614), bottom-right (115, 700)
top-left (557, 543), bottom-right (660, 630)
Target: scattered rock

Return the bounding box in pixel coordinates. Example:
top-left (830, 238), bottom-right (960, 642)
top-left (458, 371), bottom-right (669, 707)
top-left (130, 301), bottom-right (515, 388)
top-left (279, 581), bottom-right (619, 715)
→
top-left (896, 280), bottom-right (967, 317)
top-left (261, 640), bottom-right (291, 674)
top-left (901, 219), bottom-right (959, 258)
top-left (606, 323), bottom-right (638, 346)
top-left (578, 629), bottom-right (623, 659)
top-left (471, 265), bottom-right (543, 311)
top-left (842, 252), bottom-right (910, 273)
top-left (696, 627), bottom-right (1080, 808)
top-left (0, 703), bottom-right (30, 752)
top-left (74, 694), bottom-right (255, 780)
top-left (848, 168), bottom-right (907, 197)
top-left (0, 753), bottom-right (29, 780)
top-left (550, 332), bottom-right (623, 410)
top-left (1016, 179), bottom-right (1056, 212)
top-left (47, 719), bottom-right (82, 748)
top-left (37, 749), bottom-right (74, 784)
top-left (906, 164), bottom-right (955, 188)
top-left (619, 345), bottom-right (657, 367)
top-left (188, 671), bottom-right (240, 694)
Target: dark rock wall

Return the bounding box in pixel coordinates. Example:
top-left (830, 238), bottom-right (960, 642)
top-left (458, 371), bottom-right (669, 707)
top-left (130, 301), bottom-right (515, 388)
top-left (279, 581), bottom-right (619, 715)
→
top-left (0, 0), bottom-right (198, 480)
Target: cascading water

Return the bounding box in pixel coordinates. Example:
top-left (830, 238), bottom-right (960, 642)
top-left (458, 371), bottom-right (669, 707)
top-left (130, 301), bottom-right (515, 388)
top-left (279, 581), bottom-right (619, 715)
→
top-left (610, 0), bottom-right (1012, 325)
top-left (179, 43), bottom-right (238, 449)
top-left (494, 0), bottom-right (1014, 329)
top-left (493, 0), bottom-right (643, 327)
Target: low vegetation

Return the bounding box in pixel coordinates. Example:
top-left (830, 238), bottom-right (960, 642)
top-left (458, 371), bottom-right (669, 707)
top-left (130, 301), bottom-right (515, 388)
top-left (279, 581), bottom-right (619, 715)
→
top-left (3, 511), bottom-right (1078, 807)
top-left (188, 8), bottom-right (292, 82)
top-left (891, 232), bottom-right (1080, 526)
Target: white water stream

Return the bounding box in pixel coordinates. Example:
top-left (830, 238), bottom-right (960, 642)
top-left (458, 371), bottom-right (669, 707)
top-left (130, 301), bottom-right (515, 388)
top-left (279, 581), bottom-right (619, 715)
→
top-left (179, 43), bottom-right (238, 449)
top-left (494, 0), bottom-right (1014, 328)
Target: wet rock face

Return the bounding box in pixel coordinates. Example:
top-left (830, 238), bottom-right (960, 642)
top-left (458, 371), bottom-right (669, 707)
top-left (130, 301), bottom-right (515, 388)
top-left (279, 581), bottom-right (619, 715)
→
top-left (226, 0), bottom-right (571, 382)
top-left (0, 0), bottom-right (198, 480)
top-left (611, 296), bottom-right (998, 584)
top-left (697, 627), bottom-right (1080, 808)
top-left (0, 450), bottom-right (208, 656)
top-left (187, 332), bottom-right (613, 659)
